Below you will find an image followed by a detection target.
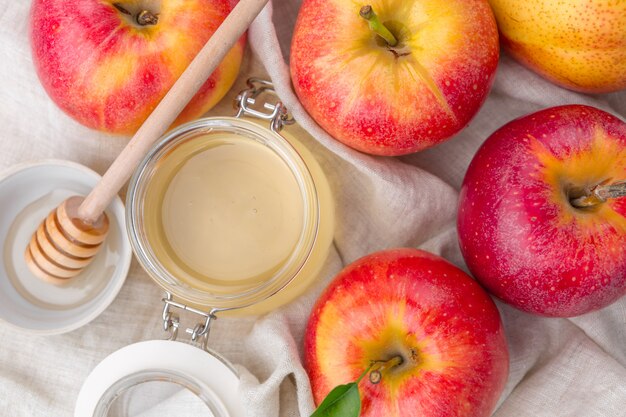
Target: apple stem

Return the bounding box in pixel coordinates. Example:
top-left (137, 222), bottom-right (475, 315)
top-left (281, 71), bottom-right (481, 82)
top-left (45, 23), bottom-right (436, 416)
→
top-left (137, 10), bottom-right (159, 26)
top-left (367, 355), bottom-right (403, 384)
top-left (113, 3), bottom-right (158, 26)
top-left (359, 5), bottom-right (398, 47)
top-left (570, 180), bottom-right (626, 209)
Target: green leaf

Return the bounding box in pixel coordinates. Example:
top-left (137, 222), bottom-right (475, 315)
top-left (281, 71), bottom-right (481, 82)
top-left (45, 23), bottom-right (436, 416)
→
top-left (310, 382), bottom-right (361, 417)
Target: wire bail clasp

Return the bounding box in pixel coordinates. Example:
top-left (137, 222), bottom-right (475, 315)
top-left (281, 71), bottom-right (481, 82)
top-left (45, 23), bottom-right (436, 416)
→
top-left (235, 78), bottom-right (295, 132)
top-left (162, 292), bottom-right (219, 352)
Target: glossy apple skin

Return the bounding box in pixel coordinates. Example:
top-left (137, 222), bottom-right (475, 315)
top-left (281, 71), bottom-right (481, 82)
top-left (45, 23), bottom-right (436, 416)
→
top-left (458, 105), bottom-right (626, 317)
top-left (305, 248), bottom-right (508, 417)
top-left (489, 0), bottom-right (626, 93)
top-left (30, 0), bottom-right (245, 135)
top-left (290, 0), bottom-right (499, 156)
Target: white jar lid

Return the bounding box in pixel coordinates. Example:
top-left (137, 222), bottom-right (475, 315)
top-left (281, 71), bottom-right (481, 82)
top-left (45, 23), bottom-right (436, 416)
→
top-left (75, 340), bottom-right (244, 417)
top-left (0, 160), bottom-right (131, 334)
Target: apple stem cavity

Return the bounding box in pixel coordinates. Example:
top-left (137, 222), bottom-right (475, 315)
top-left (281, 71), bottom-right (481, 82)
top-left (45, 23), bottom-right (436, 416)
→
top-left (569, 179), bottom-right (626, 209)
top-left (359, 5), bottom-right (398, 47)
top-left (113, 3), bottom-right (131, 15)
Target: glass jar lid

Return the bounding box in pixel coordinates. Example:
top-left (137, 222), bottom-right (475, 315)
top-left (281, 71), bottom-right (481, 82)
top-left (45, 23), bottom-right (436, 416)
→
top-left (75, 340), bottom-right (244, 417)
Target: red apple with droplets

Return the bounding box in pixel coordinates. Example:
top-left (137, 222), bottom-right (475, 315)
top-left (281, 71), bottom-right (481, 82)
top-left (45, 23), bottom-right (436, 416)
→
top-left (290, 0), bottom-right (499, 156)
top-left (458, 105), bottom-right (626, 317)
top-left (305, 248), bottom-right (509, 417)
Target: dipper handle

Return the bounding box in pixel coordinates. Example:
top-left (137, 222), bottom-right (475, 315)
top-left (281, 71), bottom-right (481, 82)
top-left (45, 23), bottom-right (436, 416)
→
top-left (77, 0), bottom-right (270, 223)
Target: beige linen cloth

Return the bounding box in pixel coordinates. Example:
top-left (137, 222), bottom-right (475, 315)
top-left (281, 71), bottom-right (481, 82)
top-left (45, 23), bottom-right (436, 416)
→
top-left (0, 1), bottom-right (625, 416)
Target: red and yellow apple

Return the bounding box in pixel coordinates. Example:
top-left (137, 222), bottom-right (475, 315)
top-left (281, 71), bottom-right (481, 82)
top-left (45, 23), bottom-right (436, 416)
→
top-left (290, 0), bottom-right (499, 156)
top-left (489, 0), bottom-right (626, 93)
top-left (305, 248), bottom-right (509, 416)
top-left (458, 105), bottom-right (626, 317)
top-left (30, 0), bottom-right (245, 135)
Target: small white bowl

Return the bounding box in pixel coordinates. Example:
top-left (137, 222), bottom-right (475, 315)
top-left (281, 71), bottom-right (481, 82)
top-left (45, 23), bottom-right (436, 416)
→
top-left (0, 160), bottom-right (131, 335)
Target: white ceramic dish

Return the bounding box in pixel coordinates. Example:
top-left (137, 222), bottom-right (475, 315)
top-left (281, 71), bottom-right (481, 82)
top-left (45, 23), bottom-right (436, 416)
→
top-left (0, 160), bottom-right (131, 335)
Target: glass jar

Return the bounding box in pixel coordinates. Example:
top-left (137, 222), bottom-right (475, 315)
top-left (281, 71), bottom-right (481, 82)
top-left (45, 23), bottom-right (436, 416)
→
top-left (75, 80), bottom-right (334, 416)
top-left (126, 80), bottom-right (334, 318)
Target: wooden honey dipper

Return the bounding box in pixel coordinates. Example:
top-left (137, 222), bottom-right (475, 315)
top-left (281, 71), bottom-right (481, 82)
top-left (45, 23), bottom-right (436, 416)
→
top-left (25, 0), bottom-right (270, 285)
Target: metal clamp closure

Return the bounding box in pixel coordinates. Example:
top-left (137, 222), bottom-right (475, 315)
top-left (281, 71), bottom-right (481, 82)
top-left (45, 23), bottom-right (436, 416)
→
top-left (162, 292), bottom-right (219, 351)
top-left (235, 78), bottom-right (295, 132)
